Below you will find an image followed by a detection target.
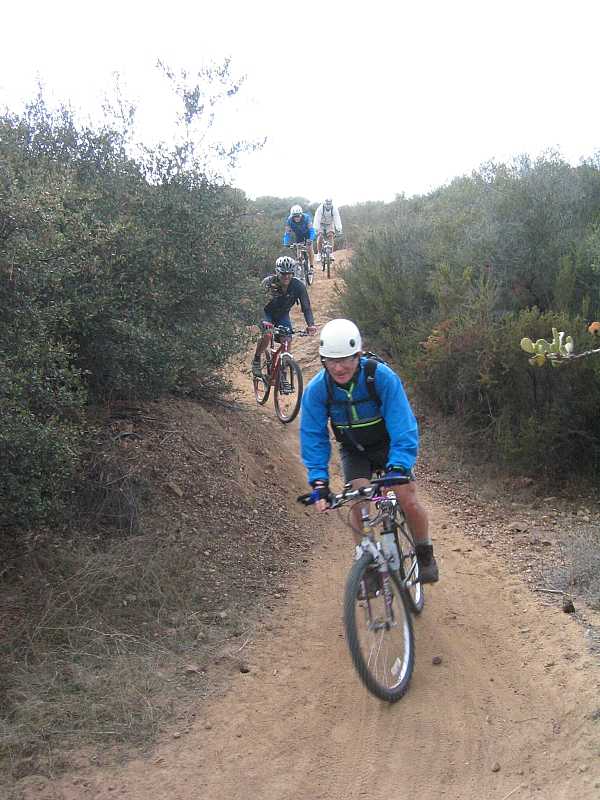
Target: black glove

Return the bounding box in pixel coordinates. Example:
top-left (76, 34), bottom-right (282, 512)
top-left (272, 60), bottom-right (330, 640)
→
top-left (310, 479), bottom-right (330, 504)
top-left (297, 480), bottom-right (329, 506)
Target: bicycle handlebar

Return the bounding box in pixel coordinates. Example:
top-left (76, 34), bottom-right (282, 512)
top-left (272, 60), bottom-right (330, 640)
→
top-left (264, 322), bottom-right (312, 337)
top-left (297, 476), bottom-right (410, 509)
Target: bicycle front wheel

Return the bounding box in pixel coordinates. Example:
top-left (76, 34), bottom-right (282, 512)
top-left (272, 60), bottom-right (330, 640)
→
top-left (325, 255), bottom-right (331, 279)
top-left (306, 257), bottom-right (314, 286)
top-left (274, 353), bottom-right (303, 423)
top-left (344, 553), bottom-right (414, 702)
top-left (253, 351), bottom-right (271, 405)
top-left (398, 521), bottom-right (424, 614)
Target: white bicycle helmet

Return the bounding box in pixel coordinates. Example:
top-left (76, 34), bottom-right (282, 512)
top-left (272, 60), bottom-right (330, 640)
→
top-left (275, 255), bottom-right (296, 274)
top-left (319, 319), bottom-right (362, 358)
top-left (290, 204), bottom-right (303, 216)
top-left (324, 198), bottom-right (333, 208)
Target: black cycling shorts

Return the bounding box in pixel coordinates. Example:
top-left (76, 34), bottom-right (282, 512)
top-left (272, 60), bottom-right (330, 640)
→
top-left (339, 443), bottom-right (415, 484)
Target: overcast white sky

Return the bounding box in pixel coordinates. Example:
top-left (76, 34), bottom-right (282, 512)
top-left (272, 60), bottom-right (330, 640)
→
top-left (3, 0), bottom-right (600, 206)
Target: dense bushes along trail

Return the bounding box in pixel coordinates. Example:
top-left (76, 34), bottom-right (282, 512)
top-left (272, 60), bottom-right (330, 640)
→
top-left (12, 253), bottom-right (600, 800)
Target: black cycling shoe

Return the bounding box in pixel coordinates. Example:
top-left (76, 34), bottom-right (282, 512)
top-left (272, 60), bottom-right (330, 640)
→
top-left (418, 558), bottom-right (439, 584)
top-left (416, 544), bottom-right (440, 584)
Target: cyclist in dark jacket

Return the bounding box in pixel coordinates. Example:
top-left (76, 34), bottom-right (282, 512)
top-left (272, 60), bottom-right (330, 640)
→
top-left (251, 256), bottom-right (317, 377)
top-left (300, 318), bottom-right (439, 583)
top-left (283, 204), bottom-right (316, 271)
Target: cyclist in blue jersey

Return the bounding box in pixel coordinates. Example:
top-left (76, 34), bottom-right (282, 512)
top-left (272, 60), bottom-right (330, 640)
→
top-left (251, 256), bottom-right (317, 377)
top-left (299, 318), bottom-right (439, 583)
top-left (283, 204), bottom-right (316, 272)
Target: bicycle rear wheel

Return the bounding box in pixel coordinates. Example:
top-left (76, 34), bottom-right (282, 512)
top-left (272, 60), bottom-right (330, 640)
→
top-left (344, 552), bottom-right (414, 702)
top-left (398, 521), bottom-right (424, 614)
top-left (274, 353), bottom-right (303, 423)
top-left (253, 351), bottom-right (271, 405)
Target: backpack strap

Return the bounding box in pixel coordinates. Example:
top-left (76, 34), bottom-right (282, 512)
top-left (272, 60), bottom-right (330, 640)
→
top-left (323, 360), bottom-right (385, 454)
top-left (324, 359), bottom-right (381, 410)
top-left (364, 358), bottom-right (380, 405)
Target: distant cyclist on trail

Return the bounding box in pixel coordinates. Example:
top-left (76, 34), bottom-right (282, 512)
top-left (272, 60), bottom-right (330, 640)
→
top-left (283, 204), bottom-right (317, 272)
top-left (313, 198), bottom-right (342, 268)
top-left (251, 256), bottom-right (317, 378)
top-left (299, 318), bottom-right (439, 583)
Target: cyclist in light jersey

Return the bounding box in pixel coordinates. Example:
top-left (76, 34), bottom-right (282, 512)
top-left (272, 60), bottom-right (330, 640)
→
top-left (313, 198), bottom-right (342, 267)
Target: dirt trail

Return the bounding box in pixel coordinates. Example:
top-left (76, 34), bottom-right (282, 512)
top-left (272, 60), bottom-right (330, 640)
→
top-left (28, 252), bottom-right (600, 800)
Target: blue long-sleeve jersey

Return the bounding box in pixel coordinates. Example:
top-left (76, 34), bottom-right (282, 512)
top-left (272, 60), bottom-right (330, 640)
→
top-left (300, 358), bottom-right (419, 485)
top-left (283, 212), bottom-right (316, 245)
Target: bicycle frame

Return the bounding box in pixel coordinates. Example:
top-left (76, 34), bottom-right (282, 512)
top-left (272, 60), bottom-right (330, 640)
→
top-left (289, 242), bottom-right (311, 282)
top-left (359, 494), bottom-right (420, 593)
top-left (301, 479), bottom-right (419, 593)
top-left (262, 324), bottom-right (292, 387)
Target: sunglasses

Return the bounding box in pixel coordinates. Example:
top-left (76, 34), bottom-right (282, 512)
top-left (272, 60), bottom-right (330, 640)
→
top-left (323, 354), bottom-right (359, 365)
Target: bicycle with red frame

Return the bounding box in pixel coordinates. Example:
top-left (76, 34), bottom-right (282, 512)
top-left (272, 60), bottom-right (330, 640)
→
top-left (253, 322), bottom-right (307, 423)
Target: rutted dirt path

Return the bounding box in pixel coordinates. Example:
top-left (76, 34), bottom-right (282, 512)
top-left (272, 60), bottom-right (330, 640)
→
top-left (25, 252), bottom-right (600, 800)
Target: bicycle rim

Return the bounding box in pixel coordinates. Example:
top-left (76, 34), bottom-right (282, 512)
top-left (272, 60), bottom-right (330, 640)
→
top-left (398, 522), bottom-right (424, 614)
top-left (304, 257), bottom-right (313, 286)
top-left (253, 352), bottom-right (271, 405)
top-left (344, 552), bottom-right (414, 702)
top-left (274, 354), bottom-right (303, 423)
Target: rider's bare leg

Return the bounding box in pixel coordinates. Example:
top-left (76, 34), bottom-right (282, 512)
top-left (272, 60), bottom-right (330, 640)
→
top-left (306, 240), bottom-right (315, 268)
top-left (253, 331), bottom-right (271, 362)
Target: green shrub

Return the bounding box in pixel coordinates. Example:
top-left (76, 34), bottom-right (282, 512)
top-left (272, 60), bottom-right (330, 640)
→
top-left (415, 307), bottom-right (600, 473)
top-left (0, 69), bottom-right (270, 530)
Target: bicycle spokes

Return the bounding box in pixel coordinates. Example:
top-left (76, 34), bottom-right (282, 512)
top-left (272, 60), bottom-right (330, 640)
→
top-left (273, 354), bottom-right (303, 423)
top-left (253, 352), bottom-right (271, 405)
top-left (344, 553), bottom-right (414, 702)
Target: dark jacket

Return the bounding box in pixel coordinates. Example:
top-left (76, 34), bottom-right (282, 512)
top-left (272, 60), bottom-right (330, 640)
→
top-left (261, 274), bottom-right (315, 326)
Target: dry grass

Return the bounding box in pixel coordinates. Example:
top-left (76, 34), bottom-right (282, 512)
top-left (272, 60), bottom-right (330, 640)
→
top-left (548, 526), bottom-right (600, 610)
top-left (0, 398), bottom-right (313, 784)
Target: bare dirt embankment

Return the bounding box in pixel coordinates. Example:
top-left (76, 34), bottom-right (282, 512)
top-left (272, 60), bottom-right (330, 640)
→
top-left (11, 251), bottom-right (600, 800)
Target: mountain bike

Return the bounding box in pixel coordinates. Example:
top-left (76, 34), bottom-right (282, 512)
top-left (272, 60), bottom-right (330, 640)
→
top-left (318, 232), bottom-right (341, 278)
top-left (253, 323), bottom-right (306, 423)
top-left (289, 241), bottom-right (314, 286)
top-left (321, 238), bottom-right (334, 279)
top-left (298, 476), bottom-right (423, 701)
